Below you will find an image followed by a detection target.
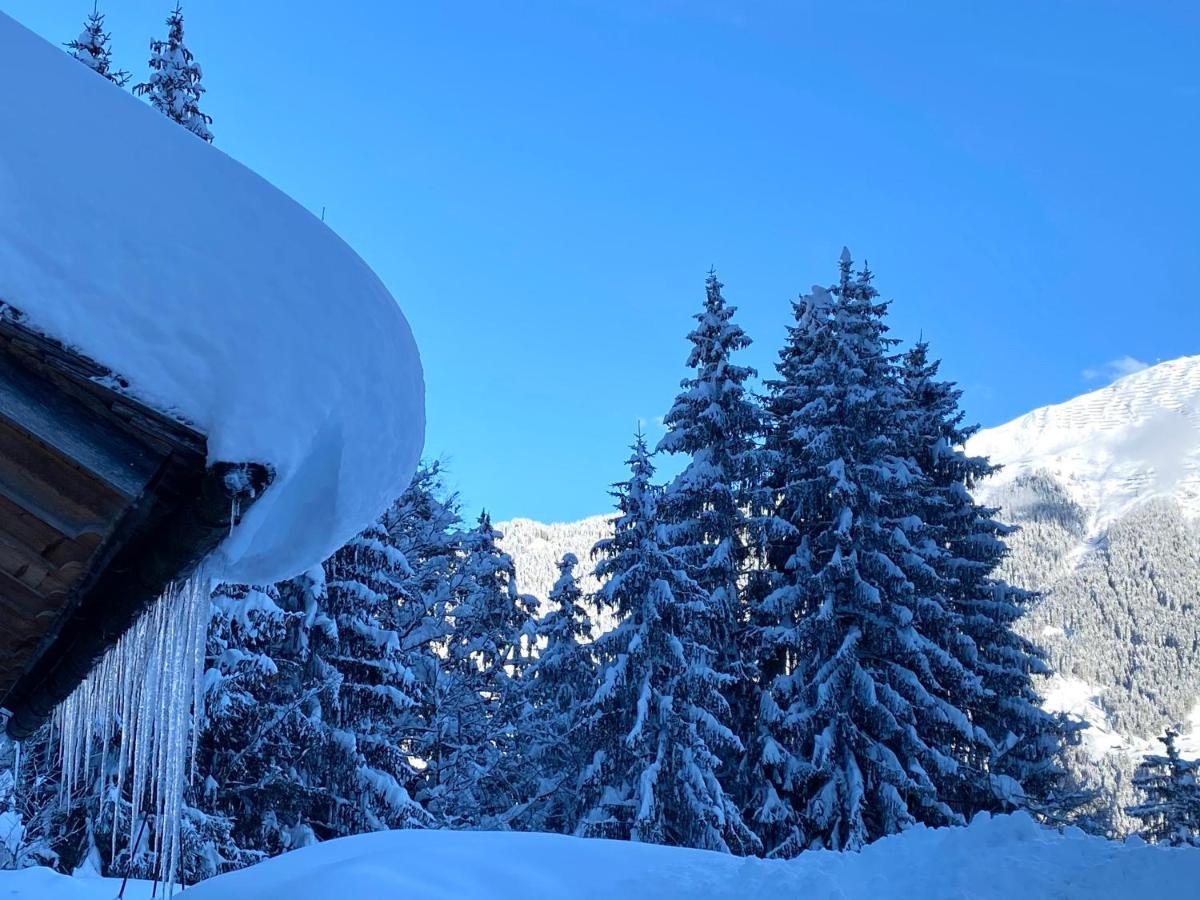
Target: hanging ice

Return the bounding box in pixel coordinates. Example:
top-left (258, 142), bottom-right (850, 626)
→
top-left (56, 571), bottom-right (211, 892)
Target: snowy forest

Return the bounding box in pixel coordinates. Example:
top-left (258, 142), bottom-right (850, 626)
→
top-left (1, 4), bottom-right (1198, 897)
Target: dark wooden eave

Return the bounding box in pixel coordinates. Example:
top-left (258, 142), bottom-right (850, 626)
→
top-left (0, 306), bottom-right (271, 740)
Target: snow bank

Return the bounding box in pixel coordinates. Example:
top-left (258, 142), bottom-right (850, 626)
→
top-left (5, 813), bottom-right (1193, 900)
top-left (0, 14), bottom-right (424, 583)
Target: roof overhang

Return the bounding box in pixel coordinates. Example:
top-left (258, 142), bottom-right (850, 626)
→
top-left (0, 306), bottom-right (271, 739)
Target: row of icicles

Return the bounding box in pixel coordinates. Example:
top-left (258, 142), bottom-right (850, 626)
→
top-left (55, 570), bottom-right (211, 893)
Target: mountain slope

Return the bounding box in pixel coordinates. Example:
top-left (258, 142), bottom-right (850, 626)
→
top-left (968, 355), bottom-right (1200, 533)
top-left (966, 357), bottom-right (1200, 830)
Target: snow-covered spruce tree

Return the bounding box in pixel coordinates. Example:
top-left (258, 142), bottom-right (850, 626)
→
top-left (1128, 729), bottom-right (1200, 846)
top-left (520, 553), bottom-right (596, 833)
top-left (195, 580), bottom-right (335, 861)
top-left (134, 4), bottom-right (213, 142)
top-left (577, 433), bottom-right (756, 852)
top-left (899, 341), bottom-right (1077, 818)
top-left (198, 471), bottom-right (463, 858)
top-left (656, 271), bottom-right (769, 818)
top-left (65, 6), bottom-right (131, 86)
top-left (0, 725), bottom-right (82, 873)
top-left (314, 522), bottom-right (436, 833)
top-left (424, 512), bottom-right (535, 827)
top-left (376, 464), bottom-right (459, 821)
top-left (750, 251), bottom-right (976, 854)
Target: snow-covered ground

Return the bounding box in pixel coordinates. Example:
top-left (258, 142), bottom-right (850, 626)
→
top-left (0, 13), bottom-right (424, 584)
top-left (1, 814), bottom-right (1196, 899)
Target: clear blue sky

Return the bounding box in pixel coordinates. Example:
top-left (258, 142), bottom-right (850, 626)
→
top-left (7, 1), bottom-right (1198, 523)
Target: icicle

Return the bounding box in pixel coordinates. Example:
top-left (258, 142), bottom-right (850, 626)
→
top-left (54, 568), bottom-right (212, 894)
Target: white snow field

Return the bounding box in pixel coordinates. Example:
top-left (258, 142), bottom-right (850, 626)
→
top-left (2, 813), bottom-right (1197, 900)
top-left (0, 13), bottom-right (424, 584)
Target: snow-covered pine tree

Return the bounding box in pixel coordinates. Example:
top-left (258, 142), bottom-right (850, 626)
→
top-left (656, 271), bottom-right (768, 819)
top-left (750, 251), bottom-right (975, 854)
top-left (196, 580), bottom-right (334, 860)
top-left (577, 432), bottom-right (756, 852)
top-left (521, 553), bottom-right (596, 833)
top-left (134, 4), bottom-right (213, 142)
top-left (315, 522), bottom-right (436, 833)
top-left (197, 469), bottom-right (462, 858)
top-left (65, 6), bottom-right (131, 86)
top-left (899, 341), bottom-right (1076, 817)
top-left (1128, 729), bottom-right (1200, 846)
top-left (424, 511), bottom-right (535, 826)
top-left (0, 725), bottom-right (82, 873)
top-left (375, 464), bottom-right (460, 821)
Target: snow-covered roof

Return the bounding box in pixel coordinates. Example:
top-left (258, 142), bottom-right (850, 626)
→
top-left (0, 14), bottom-right (424, 584)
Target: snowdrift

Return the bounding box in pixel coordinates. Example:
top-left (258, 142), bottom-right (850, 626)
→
top-left (0, 13), bottom-right (424, 584)
top-left (4, 813), bottom-right (1195, 900)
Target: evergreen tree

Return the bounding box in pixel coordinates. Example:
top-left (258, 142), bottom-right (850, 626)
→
top-left (0, 725), bottom-right (85, 873)
top-left (899, 341), bottom-right (1076, 817)
top-left (656, 271), bottom-right (768, 804)
top-left (196, 579), bottom-right (340, 858)
top-left (65, 6), bottom-right (131, 86)
top-left (134, 4), bottom-right (213, 142)
top-left (425, 512), bottom-right (535, 826)
top-left (1128, 729), bottom-right (1200, 846)
top-left (751, 251), bottom-right (976, 854)
top-left (317, 524), bottom-right (436, 833)
top-left (657, 270), bottom-right (765, 614)
top-left (196, 466), bottom-right (463, 857)
top-left (577, 433), bottom-right (756, 852)
top-left (378, 464), bottom-right (460, 822)
top-left (521, 554), bottom-right (596, 833)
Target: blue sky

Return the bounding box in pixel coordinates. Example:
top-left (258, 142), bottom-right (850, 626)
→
top-left (6, 1), bottom-right (1198, 522)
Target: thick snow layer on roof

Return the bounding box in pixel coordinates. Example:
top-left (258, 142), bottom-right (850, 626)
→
top-left (2, 813), bottom-right (1198, 899)
top-left (0, 14), bottom-right (424, 583)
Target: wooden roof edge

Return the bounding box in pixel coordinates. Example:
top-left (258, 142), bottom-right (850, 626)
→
top-left (2, 460), bottom-right (273, 740)
top-left (0, 302), bottom-right (206, 461)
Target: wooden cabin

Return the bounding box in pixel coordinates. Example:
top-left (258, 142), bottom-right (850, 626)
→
top-left (0, 305), bottom-right (271, 740)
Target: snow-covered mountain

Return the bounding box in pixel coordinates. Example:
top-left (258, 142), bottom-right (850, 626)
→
top-left (502, 355), bottom-right (1200, 827)
top-left (967, 354), bottom-right (1200, 533)
top-left (967, 357), bottom-right (1200, 829)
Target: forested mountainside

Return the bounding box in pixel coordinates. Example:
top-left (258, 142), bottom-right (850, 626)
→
top-left (992, 482), bottom-right (1200, 833)
top-left (496, 515), bottom-right (612, 612)
top-left (966, 355), bottom-right (1200, 769)
top-left (947, 357), bottom-right (1200, 832)
top-left (501, 356), bottom-right (1200, 832)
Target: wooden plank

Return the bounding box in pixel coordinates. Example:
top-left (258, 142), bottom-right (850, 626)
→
top-left (0, 352), bottom-right (159, 497)
top-left (0, 568), bottom-right (49, 618)
top-left (0, 492), bottom-right (94, 562)
top-left (0, 310), bottom-right (206, 462)
top-left (0, 419), bottom-right (130, 537)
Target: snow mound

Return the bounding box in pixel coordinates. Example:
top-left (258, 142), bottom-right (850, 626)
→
top-left (0, 14), bottom-right (424, 583)
top-left (0, 814), bottom-right (1174, 900)
top-left (968, 355), bottom-right (1200, 533)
